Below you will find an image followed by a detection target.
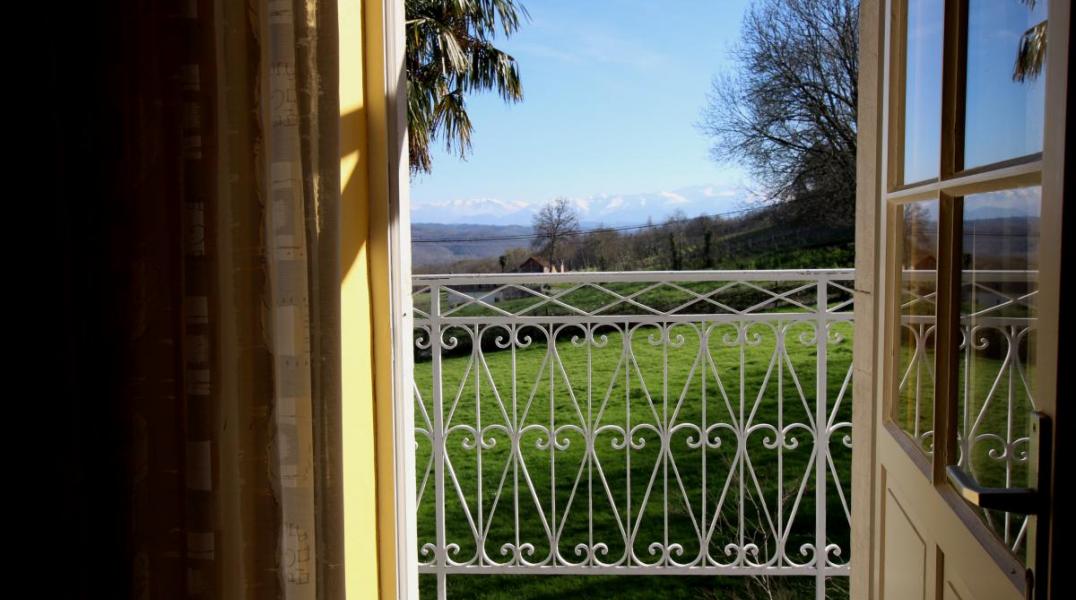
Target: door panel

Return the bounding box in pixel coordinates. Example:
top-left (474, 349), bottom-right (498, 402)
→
top-left (881, 484), bottom-right (927, 600)
top-left (878, 432), bottom-right (1026, 600)
top-left (942, 580), bottom-right (968, 600)
top-left (940, 558), bottom-right (974, 600)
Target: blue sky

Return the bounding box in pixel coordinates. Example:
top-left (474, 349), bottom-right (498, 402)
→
top-left (410, 0), bottom-right (754, 226)
top-left (903, 0), bottom-right (1046, 183)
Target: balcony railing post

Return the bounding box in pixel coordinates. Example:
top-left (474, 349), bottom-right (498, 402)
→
top-left (430, 283), bottom-right (447, 600)
top-left (815, 276), bottom-right (828, 600)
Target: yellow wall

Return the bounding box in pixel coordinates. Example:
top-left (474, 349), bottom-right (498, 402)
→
top-left (339, 0), bottom-right (401, 597)
top-left (339, 0), bottom-right (381, 597)
top-left (359, 0), bottom-right (406, 597)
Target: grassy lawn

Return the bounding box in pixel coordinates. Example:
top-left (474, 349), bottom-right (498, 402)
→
top-left (414, 318), bottom-right (854, 599)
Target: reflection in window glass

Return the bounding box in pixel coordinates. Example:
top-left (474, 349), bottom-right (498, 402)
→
top-left (964, 0), bottom-right (1047, 169)
top-left (894, 201), bottom-right (939, 454)
top-left (957, 187), bottom-right (1040, 560)
top-left (902, 0), bottom-right (943, 184)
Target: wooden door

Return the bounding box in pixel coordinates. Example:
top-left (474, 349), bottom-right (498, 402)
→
top-left (855, 0), bottom-right (1070, 598)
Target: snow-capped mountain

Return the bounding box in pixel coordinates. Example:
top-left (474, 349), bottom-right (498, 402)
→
top-left (410, 184), bottom-right (754, 226)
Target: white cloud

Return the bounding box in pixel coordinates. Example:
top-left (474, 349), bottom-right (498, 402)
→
top-left (963, 187), bottom-right (1042, 218)
top-left (702, 185), bottom-right (738, 198)
top-left (660, 191), bottom-right (688, 205)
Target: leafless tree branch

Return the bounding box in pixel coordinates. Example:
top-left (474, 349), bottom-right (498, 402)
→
top-left (699, 0), bottom-right (858, 227)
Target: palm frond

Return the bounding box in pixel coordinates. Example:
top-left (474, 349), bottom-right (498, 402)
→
top-left (1013, 19), bottom-right (1047, 82)
top-left (433, 90), bottom-right (474, 157)
top-left (405, 0), bottom-right (528, 174)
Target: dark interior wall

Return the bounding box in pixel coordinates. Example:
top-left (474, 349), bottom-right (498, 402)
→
top-left (48, 3), bottom-right (128, 595)
top-left (39, 1), bottom-right (185, 596)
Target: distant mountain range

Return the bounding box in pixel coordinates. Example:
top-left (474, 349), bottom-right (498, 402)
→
top-left (963, 190), bottom-right (1041, 220)
top-left (411, 184), bottom-right (754, 226)
top-left (412, 223), bottom-right (534, 267)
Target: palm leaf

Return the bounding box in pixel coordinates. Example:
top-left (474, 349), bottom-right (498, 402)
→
top-left (405, 0), bottom-right (529, 174)
top-left (1013, 19), bottom-right (1047, 82)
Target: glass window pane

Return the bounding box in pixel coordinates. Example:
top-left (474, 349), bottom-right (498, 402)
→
top-left (894, 200), bottom-right (940, 453)
top-left (902, 0), bottom-right (943, 184)
top-left (963, 0), bottom-right (1047, 169)
top-left (957, 187), bottom-right (1040, 560)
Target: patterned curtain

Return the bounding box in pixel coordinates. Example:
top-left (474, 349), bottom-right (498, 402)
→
top-left (49, 0), bottom-right (344, 597)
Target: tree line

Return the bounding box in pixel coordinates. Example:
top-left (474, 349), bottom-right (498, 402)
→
top-left (417, 200), bottom-right (853, 274)
top-left (529, 201), bottom-right (854, 273)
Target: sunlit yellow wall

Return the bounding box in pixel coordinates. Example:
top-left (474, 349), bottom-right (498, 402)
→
top-left (340, 0), bottom-right (401, 597)
top-left (358, 0), bottom-right (405, 597)
top-left (339, 0), bottom-right (382, 597)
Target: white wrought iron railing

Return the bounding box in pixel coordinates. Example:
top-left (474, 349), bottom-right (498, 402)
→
top-left (412, 270), bottom-right (856, 599)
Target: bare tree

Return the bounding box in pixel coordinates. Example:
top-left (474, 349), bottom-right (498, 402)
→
top-left (700, 0), bottom-right (858, 226)
top-left (531, 197), bottom-right (580, 266)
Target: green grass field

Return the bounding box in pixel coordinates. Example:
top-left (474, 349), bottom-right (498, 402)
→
top-left (413, 319), bottom-right (854, 599)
